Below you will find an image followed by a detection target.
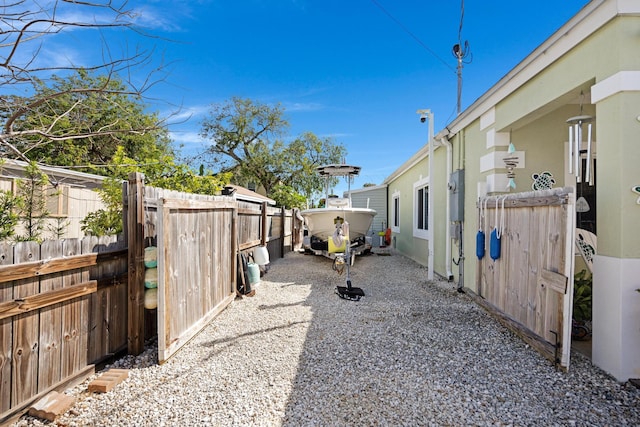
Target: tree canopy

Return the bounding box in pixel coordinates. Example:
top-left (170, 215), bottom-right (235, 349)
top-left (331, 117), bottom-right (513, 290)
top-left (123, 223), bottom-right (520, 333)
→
top-left (199, 97), bottom-right (346, 205)
top-left (0, 0), bottom-right (168, 165)
top-left (1, 71), bottom-right (173, 174)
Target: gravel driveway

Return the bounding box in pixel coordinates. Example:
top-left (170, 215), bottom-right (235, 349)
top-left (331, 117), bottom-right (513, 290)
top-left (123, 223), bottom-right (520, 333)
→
top-left (14, 251), bottom-right (640, 426)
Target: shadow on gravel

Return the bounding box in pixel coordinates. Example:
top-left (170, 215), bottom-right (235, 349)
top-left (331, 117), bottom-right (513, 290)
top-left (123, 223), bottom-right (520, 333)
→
top-left (268, 251), bottom-right (640, 426)
top-left (199, 320), bottom-right (309, 361)
top-left (258, 302), bottom-right (305, 310)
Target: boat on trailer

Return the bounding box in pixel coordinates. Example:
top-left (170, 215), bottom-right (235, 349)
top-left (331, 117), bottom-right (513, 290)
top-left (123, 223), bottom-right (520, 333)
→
top-left (301, 164), bottom-right (376, 301)
top-left (301, 164), bottom-right (376, 259)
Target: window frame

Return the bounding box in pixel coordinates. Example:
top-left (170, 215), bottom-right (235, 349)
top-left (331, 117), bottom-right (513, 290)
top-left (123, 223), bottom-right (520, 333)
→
top-left (413, 177), bottom-right (429, 239)
top-left (391, 190), bottom-right (400, 233)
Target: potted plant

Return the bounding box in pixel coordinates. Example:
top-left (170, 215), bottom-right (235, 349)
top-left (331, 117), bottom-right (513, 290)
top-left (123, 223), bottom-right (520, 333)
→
top-left (572, 269), bottom-right (592, 340)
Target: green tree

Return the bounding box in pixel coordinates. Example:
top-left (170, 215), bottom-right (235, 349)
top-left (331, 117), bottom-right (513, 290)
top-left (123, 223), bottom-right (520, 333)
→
top-left (0, 190), bottom-right (19, 241)
top-left (0, 1), bottom-right (167, 165)
top-left (81, 176), bottom-right (125, 237)
top-left (82, 147), bottom-right (231, 236)
top-left (15, 162), bottom-right (50, 242)
top-left (199, 97), bottom-right (346, 200)
top-left (3, 71), bottom-right (173, 174)
top-left (271, 183), bottom-right (306, 209)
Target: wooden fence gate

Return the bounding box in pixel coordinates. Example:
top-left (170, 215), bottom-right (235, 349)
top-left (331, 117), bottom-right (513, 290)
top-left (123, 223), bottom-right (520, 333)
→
top-left (126, 175), bottom-right (297, 364)
top-left (476, 187), bottom-right (575, 369)
top-left (155, 196), bottom-right (237, 363)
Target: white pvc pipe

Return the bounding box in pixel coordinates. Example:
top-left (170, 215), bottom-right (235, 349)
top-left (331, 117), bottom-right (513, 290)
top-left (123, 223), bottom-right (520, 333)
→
top-left (440, 136), bottom-right (454, 281)
top-left (427, 111), bottom-right (435, 281)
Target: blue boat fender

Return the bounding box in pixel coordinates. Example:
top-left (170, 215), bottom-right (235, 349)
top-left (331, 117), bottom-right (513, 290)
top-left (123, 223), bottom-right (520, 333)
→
top-left (490, 228), bottom-right (501, 260)
top-left (476, 230), bottom-right (486, 259)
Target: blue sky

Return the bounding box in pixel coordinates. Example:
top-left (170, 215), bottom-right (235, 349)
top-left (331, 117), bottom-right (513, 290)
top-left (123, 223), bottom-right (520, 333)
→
top-left (45, 0), bottom-right (591, 195)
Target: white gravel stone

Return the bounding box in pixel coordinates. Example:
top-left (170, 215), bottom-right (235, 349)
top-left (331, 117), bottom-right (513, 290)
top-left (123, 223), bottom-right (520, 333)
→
top-left (13, 251), bottom-right (640, 426)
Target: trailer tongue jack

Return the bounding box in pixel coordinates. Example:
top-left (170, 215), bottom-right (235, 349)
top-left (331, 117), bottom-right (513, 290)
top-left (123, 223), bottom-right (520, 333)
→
top-left (334, 244), bottom-right (365, 301)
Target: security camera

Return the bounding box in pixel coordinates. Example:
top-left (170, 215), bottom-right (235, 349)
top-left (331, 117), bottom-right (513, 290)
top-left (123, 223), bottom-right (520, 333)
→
top-left (416, 109), bottom-right (431, 123)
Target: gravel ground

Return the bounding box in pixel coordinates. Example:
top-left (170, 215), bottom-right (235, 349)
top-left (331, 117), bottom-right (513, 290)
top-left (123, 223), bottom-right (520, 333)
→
top-left (13, 250), bottom-right (640, 426)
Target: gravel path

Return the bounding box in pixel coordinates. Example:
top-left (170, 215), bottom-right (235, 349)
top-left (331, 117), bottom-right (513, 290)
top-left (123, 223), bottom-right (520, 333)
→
top-left (14, 251), bottom-right (640, 426)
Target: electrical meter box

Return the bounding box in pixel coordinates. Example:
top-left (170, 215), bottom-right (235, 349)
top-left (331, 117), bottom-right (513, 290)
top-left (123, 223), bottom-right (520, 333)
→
top-left (449, 169), bottom-right (465, 222)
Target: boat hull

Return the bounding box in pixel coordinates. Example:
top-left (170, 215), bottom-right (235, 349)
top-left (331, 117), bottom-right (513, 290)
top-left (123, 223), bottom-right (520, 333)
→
top-left (301, 207), bottom-right (376, 241)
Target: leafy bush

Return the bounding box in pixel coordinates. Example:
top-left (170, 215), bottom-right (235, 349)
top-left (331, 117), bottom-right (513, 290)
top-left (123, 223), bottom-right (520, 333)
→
top-left (0, 190), bottom-right (19, 240)
top-left (573, 269), bottom-right (592, 322)
top-left (271, 183), bottom-right (306, 209)
top-left (81, 208), bottom-right (123, 236)
top-left (14, 162), bottom-right (49, 242)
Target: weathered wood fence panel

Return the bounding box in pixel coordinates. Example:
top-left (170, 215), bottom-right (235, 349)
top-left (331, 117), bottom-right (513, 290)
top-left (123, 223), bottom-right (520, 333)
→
top-left (237, 200), bottom-right (263, 250)
top-left (2, 174), bottom-right (299, 421)
top-left (1, 242), bottom-right (15, 415)
top-left (0, 235), bottom-right (127, 423)
top-left (154, 196), bottom-right (237, 363)
top-left (86, 236), bottom-right (128, 364)
top-left (476, 187), bottom-right (575, 369)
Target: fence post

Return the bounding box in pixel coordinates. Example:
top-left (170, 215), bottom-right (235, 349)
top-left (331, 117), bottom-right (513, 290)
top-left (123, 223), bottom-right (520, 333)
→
top-left (280, 206), bottom-right (285, 257)
top-left (127, 172), bottom-right (145, 355)
top-left (231, 205), bottom-right (238, 295)
top-left (261, 202), bottom-right (268, 245)
top-left (291, 209), bottom-right (298, 252)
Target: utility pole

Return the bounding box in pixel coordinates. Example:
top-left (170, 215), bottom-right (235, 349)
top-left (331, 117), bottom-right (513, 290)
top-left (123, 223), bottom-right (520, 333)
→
top-left (452, 0), bottom-right (471, 115)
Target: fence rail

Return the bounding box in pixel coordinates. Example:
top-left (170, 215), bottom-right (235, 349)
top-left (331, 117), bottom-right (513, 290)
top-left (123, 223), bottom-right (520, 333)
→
top-left (0, 236), bottom-right (127, 423)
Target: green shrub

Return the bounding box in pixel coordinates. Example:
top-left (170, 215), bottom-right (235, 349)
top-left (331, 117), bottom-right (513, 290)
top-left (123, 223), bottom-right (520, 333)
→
top-left (573, 269), bottom-right (592, 322)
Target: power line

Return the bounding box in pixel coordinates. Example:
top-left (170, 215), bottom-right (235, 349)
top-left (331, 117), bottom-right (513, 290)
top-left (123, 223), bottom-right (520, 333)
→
top-left (49, 162), bottom-right (162, 169)
top-left (369, 0), bottom-right (456, 74)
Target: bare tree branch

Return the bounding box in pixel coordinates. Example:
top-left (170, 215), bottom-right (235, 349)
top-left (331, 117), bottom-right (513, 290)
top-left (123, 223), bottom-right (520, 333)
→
top-left (0, 0), bottom-right (170, 163)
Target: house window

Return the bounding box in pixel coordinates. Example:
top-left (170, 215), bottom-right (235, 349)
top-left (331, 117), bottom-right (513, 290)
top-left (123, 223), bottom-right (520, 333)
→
top-left (413, 177), bottom-right (429, 239)
top-left (45, 185), bottom-right (69, 217)
top-left (391, 190), bottom-right (400, 233)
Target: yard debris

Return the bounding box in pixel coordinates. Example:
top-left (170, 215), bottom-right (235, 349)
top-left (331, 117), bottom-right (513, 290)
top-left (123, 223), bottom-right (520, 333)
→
top-left (87, 368), bottom-right (129, 393)
top-left (28, 391), bottom-right (75, 422)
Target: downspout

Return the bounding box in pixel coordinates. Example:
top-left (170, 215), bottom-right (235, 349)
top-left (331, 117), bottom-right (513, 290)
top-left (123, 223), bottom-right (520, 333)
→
top-left (427, 113), bottom-right (434, 281)
top-left (440, 135), bottom-right (454, 281)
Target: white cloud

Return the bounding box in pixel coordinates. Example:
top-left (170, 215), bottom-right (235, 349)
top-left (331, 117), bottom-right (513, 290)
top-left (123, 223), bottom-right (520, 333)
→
top-left (129, 6), bottom-right (185, 32)
top-left (170, 130), bottom-right (205, 144)
top-left (284, 102), bottom-right (324, 112)
top-left (37, 44), bottom-right (85, 69)
top-left (164, 105), bottom-right (210, 123)
top-left (320, 132), bottom-right (352, 139)
top-left (170, 130), bottom-right (210, 158)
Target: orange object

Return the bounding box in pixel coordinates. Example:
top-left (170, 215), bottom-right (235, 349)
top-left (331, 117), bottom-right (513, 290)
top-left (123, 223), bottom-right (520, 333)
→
top-left (384, 228), bottom-right (391, 246)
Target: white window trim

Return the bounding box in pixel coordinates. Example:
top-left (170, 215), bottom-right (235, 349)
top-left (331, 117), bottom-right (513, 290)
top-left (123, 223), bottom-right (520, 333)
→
top-left (391, 190), bottom-right (400, 233)
top-left (413, 177), bottom-right (430, 240)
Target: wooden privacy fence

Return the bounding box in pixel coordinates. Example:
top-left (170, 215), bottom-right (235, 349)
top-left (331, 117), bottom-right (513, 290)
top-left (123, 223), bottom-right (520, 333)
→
top-left (0, 173), bottom-right (298, 422)
top-left (475, 187), bottom-right (575, 369)
top-left (0, 236), bottom-right (127, 423)
top-left (125, 173), bottom-right (298, 363)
